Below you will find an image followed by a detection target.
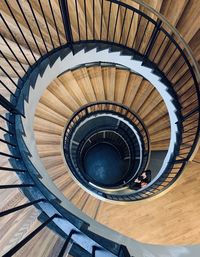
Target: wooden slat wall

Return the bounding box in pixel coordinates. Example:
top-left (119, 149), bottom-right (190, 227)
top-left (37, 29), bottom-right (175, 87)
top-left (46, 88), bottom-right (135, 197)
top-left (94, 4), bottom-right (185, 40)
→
top-left (0, 204), bottom-right (41, 256)
top-left (0, 212), bottom-right (65, 257)
top-left (15, 226), bottom-right (65, 257)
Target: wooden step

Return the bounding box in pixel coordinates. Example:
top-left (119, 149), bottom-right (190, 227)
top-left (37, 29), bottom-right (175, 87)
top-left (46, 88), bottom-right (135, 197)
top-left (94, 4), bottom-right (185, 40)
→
top-left (0, 37), bottom-right (30, 65)
top-left (131, 79), bottom-right (154, 113)
top-left (102, 66), bottom-right (116, 101)
top-left (137, 88), bottom-right (163, 119)
top-left (36, 144), bottom-right (62, 158)
top-left (34, 116), bottom-right (63, 135)
top-left (0, 9), bottom-right (40, 60)
top-left (47, 163), bottom-right (69, 181)
top-left (72, 67), bottom-right (96, 102)
top-left (143, 102), bottom-right (169, 126)
top-left (115, 69), bottom-right (130, 103)
top-left (0, 169), bottom-right (21, 185)
top-left (120, 1), bottom-right (140, 47)
top-left (0, 187), bottom-right (27, 212)
top-left (35, 102), bottom-right (67, 127)
top-left (87, 66), bottom-right (105, 101)
top-left (34, 131), bottom-right (61, 145)
top-left (76, 192), bottom-right (90, 210)
top-left (123, 73), bottom-right (143, 107)
top-left (70, 188), bottom-right (86, 206)
top-left (58, 71), bottom-right (88, 106)
top-left (63, 180), bottom-right (80, 200)
top-left (161, 0), bottom-right (189, 28)
top-left (27, 0), bottom-right (66, 46)
top-left (41, 155), bottom-right (64, 170)
top-left (40, 89), bottom-right (73, 118)
top-left (0, 75), bottom-right (19, 93)
top-left (151, 139), bottom-right (170, 150)
top-left (82, 196), bottom-right (101, 220)
top-left (1, 0), bottom-right (65, 52)
top-left (0, 57), bottom-right (27, 78)
top-left (176, 0), bottom-right (200, 43)
top-left (48, 79), bottom-right (80, 112)
top-left (54, 173), bottom-right (73, 193)
top-left (76, 0), bottom-right (94, 40)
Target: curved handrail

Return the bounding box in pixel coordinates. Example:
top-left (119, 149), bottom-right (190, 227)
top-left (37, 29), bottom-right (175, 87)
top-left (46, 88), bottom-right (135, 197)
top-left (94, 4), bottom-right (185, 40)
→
top-left (0, 0), bottom-right (199, 207)
top-left (63, 101), bottom-right (150, 197)
top-left (0, 0), bottom-right (199, 253)
top-left (106, 0), bottom-right (200, 161)
top-left (62, 0), bottom-right (200, 199)
top-left (119, 0), bottom-right (200, 83)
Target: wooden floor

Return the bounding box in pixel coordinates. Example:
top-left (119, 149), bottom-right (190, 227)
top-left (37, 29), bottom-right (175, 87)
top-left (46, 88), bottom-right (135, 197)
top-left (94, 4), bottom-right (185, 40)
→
top-left (0, 187), bottom-right (66, 256)
top-left (96, 160), bottom-right (200, 245)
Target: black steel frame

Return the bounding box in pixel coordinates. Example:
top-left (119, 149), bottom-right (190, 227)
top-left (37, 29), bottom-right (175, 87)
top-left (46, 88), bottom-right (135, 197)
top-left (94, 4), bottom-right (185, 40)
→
top-left (59, 0), bottom-right (200, 199)
top-left (63, 101), bottom-right (150, 197)
top-left (0, 0), bottom-right (200, 255)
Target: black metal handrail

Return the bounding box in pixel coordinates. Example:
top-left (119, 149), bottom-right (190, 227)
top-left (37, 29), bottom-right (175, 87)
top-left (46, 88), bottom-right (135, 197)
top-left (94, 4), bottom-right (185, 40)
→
top-left (61, 0), bottom-right (200, 199)
top-left (63, 101), bottom-right (150, 189)
top-left (63, 101), bottom-right (150, 197)
top-left (64, 101), bottom-right (150, 163)
top-left (0, 0), bottom-right (199, 254)
top-left (0, 0), bottom-right (199, 200)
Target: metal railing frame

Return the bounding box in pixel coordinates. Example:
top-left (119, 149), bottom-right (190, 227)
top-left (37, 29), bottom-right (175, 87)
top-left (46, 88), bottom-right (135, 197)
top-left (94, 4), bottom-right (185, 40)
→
top-left (63, 101), bottom-right (150, 196)
top-left (0, 0), bottom-right (200, 254)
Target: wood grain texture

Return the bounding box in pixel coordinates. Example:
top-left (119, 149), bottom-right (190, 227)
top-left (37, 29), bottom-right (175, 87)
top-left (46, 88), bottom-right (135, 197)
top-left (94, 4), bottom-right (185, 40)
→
top-left (33, 66), bottom-right (171, 222)
top-left (15, 228), bottom-right (65, 257)
top-left (0, 205), bottom-right (41, 256)
top-left (1, 0), bottom-right (200, 252)
top-left (97, 161), bottom-right (200, 245)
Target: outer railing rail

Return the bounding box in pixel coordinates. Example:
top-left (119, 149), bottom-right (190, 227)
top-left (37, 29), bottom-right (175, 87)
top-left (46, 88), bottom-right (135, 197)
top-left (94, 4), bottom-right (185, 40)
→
top-left (61, 0), bottom-right (200, 200)
top-left (0, 0), bottom-right (199, 254)
top-left (0, 1), bottom-right (128, 254)
top-left (0, 0), bottom-right (199, 199)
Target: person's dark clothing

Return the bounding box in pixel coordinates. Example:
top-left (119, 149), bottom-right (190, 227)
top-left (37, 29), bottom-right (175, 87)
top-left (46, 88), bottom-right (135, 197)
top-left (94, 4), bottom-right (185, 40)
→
top-left (129, 170), bottom-right (152, 190)
top-left (141, 169), bottom-right (151, 183)
top-left (129, 181), bottom-right (142, 190)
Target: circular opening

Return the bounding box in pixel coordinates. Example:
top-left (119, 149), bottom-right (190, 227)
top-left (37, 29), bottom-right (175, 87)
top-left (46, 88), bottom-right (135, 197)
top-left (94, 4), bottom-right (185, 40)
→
top-left (63, 102), bottom-right (150, 197)
top-left (83, 142), bottom-right (127, 186)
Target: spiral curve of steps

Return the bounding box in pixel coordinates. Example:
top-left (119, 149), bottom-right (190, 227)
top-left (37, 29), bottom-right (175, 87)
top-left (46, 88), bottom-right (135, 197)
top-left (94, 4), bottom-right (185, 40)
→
top-left (17, 43), bottom-right (179, 205)
top-left (1, 0), bottom-right (200, 256)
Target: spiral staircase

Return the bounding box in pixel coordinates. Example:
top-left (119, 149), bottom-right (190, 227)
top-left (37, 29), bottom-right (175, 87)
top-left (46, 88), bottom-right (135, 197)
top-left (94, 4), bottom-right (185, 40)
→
top-left (1, 0), bottom-right (200, 256)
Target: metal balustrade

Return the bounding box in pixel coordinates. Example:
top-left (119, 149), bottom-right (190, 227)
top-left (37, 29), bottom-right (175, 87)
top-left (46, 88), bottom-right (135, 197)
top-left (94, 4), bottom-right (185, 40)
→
top-left (0, 0), bottom-right (200, 255)
top-left (63, 102), bottom-right (150, 198)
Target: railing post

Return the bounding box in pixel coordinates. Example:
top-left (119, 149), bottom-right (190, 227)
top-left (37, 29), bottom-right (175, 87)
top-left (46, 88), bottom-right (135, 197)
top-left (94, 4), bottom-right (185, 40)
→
top-left (2, 214), bottom-right (60, 257)
top-left (0, 94), bottom-right (23, 116)
top-left (0, 184), bottom-right (35, 189)
top-left (118, 245), bottom-right (131, 257)
top-left (59, 0), bottom-right (74, 54)
top-left (180, 107), bottom-right (199, 122)
top-left (0, 199), bottom-right (46, 217)
top-left (58, 230), bottom-right (76, 257)
top-left (144, 19), bottom-right (162, 58)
